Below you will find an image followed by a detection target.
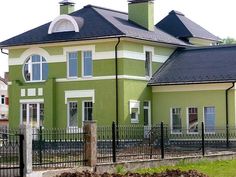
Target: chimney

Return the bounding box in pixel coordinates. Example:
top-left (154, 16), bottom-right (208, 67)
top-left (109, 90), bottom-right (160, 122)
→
top-left (59, 0), bottom-right (75, 15)
top-left (128, 0), bottom-right (155, 31)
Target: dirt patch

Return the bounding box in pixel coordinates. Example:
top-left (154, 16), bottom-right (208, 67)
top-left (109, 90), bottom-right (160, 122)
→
top-left (56, 169), bottom-right (208, 177)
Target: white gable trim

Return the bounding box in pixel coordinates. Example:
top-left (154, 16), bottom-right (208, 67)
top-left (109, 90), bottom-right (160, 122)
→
top-left (48, 15), bottom-right (79, 34)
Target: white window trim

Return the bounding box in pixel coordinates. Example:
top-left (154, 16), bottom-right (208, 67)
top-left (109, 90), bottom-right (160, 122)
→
top-left (143, 101), bottom-right (151, 127)
top-left (186, 107), bottom-right (199, 134)
top-left (170, 107), bottom-right (182, 134)
top-left (82, 51), bottom-right (93, 78)
top-left (65, 90), bottom-right (95, 104)
top-left (67, 101), bottom-right (78, 129)
top-left (129, 100), bottom-right (140, 124)
top-left (203, 106), bottom-right (216, 134)
top-left (20, 102), bottom-right (44, 128)
top-left (82, 100), bottom-right (93, 126)
top-left (67, 52), bottom-right (78, 79)
top-left (144, 50), bottom-right (153, 79)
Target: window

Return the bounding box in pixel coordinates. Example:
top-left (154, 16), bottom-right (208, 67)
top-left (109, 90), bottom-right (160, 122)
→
top-left (68, 52), bottom-right (78, 78)
top-left (83, 101), bottom-right (93, 121)
top-left (171, 108), bottom-right (182, 133)
top-left (0, 114), bottom-right (5, 119)
top-left (204, 107), bottom-right (215, 133)
top-left (83, 51), bottom-right (93, 77)
top-left (1, 95), bottom-right (5, 104)
top-left (145, 51), bottom-right (152, 77)
top-left (131, 108), bottom-right (139, 123)
top-left (68, 102), bottom-right (78, 128)
top-left (188, 107), bottom-right (198, 133)
top-left (143, 101), bottom-right (150, 126)
top-left (21, 103), bottom-right (44, 128)
top-left (24, 55), bottom-right (48, 82)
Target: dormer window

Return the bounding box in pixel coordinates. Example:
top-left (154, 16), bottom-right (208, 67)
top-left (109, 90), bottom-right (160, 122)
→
top-left (48, 15), bottom-right (81, 34)
top-left (23, 55), bottom-right (48, 82)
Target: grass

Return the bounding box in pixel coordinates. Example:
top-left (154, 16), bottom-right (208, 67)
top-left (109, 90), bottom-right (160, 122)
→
top-left (136, 159), bottom-right (236, 177)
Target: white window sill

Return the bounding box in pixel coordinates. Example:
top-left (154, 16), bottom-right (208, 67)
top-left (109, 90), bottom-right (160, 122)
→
top-left (25, 80), bottom-right (46, 83)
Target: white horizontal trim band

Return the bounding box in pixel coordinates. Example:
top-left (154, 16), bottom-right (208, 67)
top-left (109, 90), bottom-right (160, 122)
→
top-left (20, 99), bottom-right (44, 103)
top-left (56, 75), bottom-right (148, 82)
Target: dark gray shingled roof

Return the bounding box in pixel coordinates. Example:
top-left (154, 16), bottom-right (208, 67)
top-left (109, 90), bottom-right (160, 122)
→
top-left (0, 5), bottom-right (187, 48)
top-left (149, 45), bottom-right (236, 86)
top-left (156, 10), bottom-right (221, 42)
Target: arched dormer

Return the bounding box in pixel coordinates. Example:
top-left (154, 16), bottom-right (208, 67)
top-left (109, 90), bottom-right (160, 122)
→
top-left (48, 14), bottom-right (80, 34)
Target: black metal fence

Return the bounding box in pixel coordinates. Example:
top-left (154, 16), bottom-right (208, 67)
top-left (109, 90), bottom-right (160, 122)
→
top-left (32, 127), bottom-right (86, 169)
top-left (97, 122), bottom-right (236, 164)
top-left (0, 127), bottom-right (24, 177)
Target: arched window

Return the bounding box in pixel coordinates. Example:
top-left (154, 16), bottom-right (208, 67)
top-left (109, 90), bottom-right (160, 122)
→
top-left (23, 55), bottom-right (48, 82)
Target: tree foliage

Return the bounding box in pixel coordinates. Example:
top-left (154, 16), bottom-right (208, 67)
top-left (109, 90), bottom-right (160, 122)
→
top-left (222, 37), bottom-right (236, 44)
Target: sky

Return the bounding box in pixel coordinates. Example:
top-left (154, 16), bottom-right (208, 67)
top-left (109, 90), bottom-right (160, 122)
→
top-left (0, 0), bottom-right (236, 77)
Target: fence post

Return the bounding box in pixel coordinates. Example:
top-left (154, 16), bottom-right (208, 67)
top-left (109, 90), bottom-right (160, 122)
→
top-left (112, 121), bottom-right (117, 163)
top-left (226, 124), bottom-right (229, 148)
top-left (19, 134), bottom-right (24, 177)
top-left (39, 126), bottom-right (43, 165)
top-left (201, 122), bottom-right (205, 156)
top-left (20, 124), bottom-right (32, 177)
top-left (160, 122), bottom-right (165, 159)
top-left (84, 121), bottom-right (97, 167)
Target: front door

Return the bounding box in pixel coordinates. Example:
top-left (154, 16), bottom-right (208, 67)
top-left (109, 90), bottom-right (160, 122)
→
top-left (144, 101), bottom-right (151, 138)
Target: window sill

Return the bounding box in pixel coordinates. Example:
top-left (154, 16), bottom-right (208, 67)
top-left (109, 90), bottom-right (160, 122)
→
top-left (131, 120), bottom-right (139, 124)
top-left (25, 80), bottom-right (46, 83)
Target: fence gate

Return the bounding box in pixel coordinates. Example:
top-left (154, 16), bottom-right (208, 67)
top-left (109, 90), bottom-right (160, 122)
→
top-left (0, 131), bottom-right (24, 177)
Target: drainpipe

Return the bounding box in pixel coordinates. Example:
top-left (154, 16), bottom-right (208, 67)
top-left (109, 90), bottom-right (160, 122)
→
top-left (226, 82), bottom-right (234, 148)
top-left (115, 37), bottom-right (121, 142)
top-left (1, 48), bottom-right (9, 55)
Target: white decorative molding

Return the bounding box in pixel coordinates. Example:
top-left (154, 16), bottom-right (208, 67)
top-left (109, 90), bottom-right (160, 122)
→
top-left (21, 89), bottom-right (26, 97)
top-left (20, 99), bottom-right (44, 103)
top-left (27, 88), bottom-right (36, 96)
top-left (65, 90), bottom-right (95, 104)
top-left (152, 83), bottom-right (235, 92)
top-left (38, 88), bottom-right (43, 96)
top-left (48, 15), bottom-right (79, 34)
top-left (129, 100), bottom-right (140, 114)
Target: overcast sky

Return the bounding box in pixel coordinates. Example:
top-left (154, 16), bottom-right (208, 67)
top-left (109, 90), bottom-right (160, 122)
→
top-left (0, 0), bottom-right (236, 77)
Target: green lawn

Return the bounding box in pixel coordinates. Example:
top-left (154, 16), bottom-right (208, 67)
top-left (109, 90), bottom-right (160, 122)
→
top-left (136, 159), bottom-right (236, 177)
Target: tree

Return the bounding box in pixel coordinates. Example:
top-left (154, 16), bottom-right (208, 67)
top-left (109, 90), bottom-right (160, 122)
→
top-left (222, 37), bottom-right (236, 44)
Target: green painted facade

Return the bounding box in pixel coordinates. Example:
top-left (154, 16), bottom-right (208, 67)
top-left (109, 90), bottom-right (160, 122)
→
top-left (8, 40), bottom-right (174, 128)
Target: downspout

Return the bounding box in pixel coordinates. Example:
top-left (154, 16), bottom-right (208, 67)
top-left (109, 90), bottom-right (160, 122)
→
top-left (226, 82), bottom-right (234, 148)
top-left (1, 48), bottom-right (9, 55)
top-left (115, 37), bottom-right (121, 141)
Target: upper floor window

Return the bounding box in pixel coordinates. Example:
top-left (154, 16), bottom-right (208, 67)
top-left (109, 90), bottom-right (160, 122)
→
top-left (1, 95), bottom-right (5, 104)
top-left (24, 55), bottom-right (48, 82)
top-left (145, 51), bottom-right (152, 77)
top-left (83, 51), bottom-right (93, 77)
top-left (67, 52), bottom-right (78, 78)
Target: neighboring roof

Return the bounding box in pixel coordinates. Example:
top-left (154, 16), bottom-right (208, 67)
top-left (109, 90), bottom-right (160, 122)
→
top-left (156, 10), bottom-right (221, 42)
top-left (149, 45), bottom-right (236, 86)
top-left (0, 5), bottom-right (187, 48)
top-left (0, 77), bottom-right (7, 85)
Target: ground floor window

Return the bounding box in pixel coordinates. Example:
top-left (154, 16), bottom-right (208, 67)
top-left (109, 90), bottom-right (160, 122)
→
top-left (143, 101), bottom-right (150, 126)
top-left (21, 103), bottom-right (44, 128)
top-left (188, 107), bottom-right (198, 133)
top-left (131, 108), bottom-right (139, 123)
top-left (83, 101), bottom-right (93, 121)
top-left (171, 108), bottom-right (182, 133)
top-left (204, 107), bottom-right (215, 133)
top-left (67, 102), bottom-right (78, 128)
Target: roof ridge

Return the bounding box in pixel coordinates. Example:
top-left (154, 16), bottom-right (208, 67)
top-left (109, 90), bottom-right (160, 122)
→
top-left (84, 4), bottom-right (128, 15)
top-left (173, 13), bottom-right (193, 38)
top-left (88, 5), bottom-right (125, 36)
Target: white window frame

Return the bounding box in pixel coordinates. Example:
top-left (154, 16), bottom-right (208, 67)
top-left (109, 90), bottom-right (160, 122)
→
top-left (187, 107), bottom-right (199, 134)
top-left (170, 108), bottom-right (182, 134)
top-left (20, 102), bottom-right (44, 128)
top-left (23, 55), bottom-right (48, 82)
top-left (82, 100), bottom-right (93, 124)
top-left (203, 106), bottom-right (216, 134)
top-left (129, 100), bottom-right (140, 124)
top-left (67, 52), bottom-right (78, 79)
top-left (67, 101), bottom-right (78, 128)
top-left (144, 50), bottom-right (153, 78)
top-left (1, 95), bottom-right (5, 105)
top-left (143, 101), bottom-right (151, 126)
top-left (82, 51), bottom-right (93, 78)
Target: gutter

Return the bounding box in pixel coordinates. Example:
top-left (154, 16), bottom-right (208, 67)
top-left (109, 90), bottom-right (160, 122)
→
top-left (1, 48), bottom-right (8, 55)
top-left (225, 82), bottom-right (234, 148)
top-left (115, 37), bottom-right (121, 128)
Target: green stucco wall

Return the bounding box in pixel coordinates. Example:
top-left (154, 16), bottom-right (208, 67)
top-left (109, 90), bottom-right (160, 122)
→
top-left (152, 90), bottom-right (236, 129)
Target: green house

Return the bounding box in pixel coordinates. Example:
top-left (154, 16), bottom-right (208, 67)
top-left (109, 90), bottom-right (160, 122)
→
top-left (1, 0), bottom-right (228, 135)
